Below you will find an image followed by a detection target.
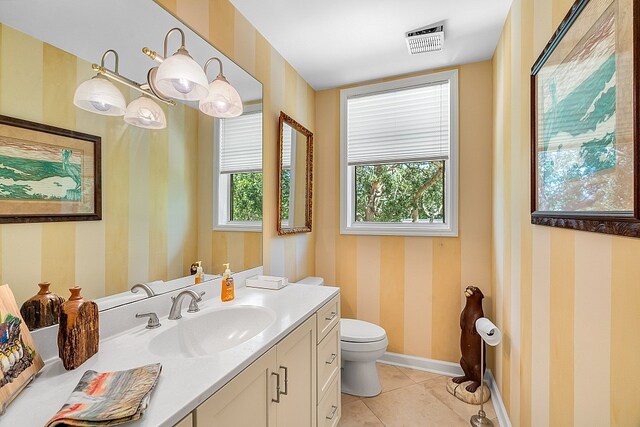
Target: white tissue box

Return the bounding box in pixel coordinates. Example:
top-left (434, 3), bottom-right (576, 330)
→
top-left (246, 275), bottom-right (288, 290)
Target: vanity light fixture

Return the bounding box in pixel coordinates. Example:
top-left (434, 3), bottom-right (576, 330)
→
top-left (143, 28), bottom-right (209, 101)
top-left (74, 49), bottom-right (174, 129)
top-left (73, 50), bottom-right (127, 116)
top-left (199, 57), bottom-right (243, 118)
top-left (124, 95), bottom-right (167, 130)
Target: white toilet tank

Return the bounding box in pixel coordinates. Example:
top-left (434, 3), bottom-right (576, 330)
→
top-left (296, 276), bottom-right (324, 286)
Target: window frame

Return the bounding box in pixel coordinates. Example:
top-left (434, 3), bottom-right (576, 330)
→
top-left (213, 104), bottom-right (263, 233)
top-left (339, 70), bottom-right (459, 237)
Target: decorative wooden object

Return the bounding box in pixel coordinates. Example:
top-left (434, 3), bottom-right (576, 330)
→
top-left (0, 284), bottom-right (45, 414)
top-left (452, 286), bottom-right (485, 393)
top-left (20, 282), bottom-right (65, 331)
top-left (57, 287), bottom-right (99, 370)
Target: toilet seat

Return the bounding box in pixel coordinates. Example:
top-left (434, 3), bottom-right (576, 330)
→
top-left (341, 319), bottom-right (387, 343)
top-left (341, 336), bottom-right (388, 353)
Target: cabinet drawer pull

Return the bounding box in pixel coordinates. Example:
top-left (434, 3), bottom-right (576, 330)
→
top-left (271, 372), bottom-right (281, 403)
top-left (326, 405), bottom-right (338, 420)
top-left (325, 311), bottom-right (337, 321)
top-left (280, 365), bottom-right (289, 396)
top-left (325, 353), bottom-right (337, 365)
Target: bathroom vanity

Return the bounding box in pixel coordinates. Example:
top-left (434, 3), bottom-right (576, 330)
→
top-left (2, 275), bottom-right (341, 427)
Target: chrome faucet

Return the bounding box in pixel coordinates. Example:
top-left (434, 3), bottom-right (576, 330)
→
top-left (168, 290), bottom-right (203, 320)
top-left (131, 283), bottom-right (155, 297)
top-left (136, 312), bottom-right (161, 329)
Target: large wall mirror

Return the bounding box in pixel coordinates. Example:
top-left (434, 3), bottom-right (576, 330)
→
top-left (0, 0), bottom-right (263, 324)
top-left (277, 112), bottom-right (312, 235)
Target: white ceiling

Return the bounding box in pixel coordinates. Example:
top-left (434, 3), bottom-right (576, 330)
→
top-left (229, 0), bottom-right (512, 90)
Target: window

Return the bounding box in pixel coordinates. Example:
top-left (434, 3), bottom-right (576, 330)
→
top-left (214, 105), bottom-right (263, 231)
top-left (340, 70), bottom-right (458, 236)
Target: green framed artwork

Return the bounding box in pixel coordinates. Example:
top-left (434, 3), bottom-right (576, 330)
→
top-left (531, 0), bottom-right (640, 237)
top-left (0, 115), bottom-right (101, 223)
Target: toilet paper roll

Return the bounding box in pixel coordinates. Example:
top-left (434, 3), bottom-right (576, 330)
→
top-left (475, 317), bottom-right (501, 346)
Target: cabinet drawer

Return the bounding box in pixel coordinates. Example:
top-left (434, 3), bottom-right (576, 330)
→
top-left (317, 323), bottom-right (340, 399)
top-left (317, 373), bottom-right (340, 427)
top-left (316, 295), bottom-right (340, 343)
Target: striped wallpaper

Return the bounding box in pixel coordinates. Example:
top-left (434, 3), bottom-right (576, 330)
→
top-left (314, 62), bottom-right (494, 360)
top-left (0, 23), bottom-right (199, 305)
top-left (492, 0), bottom-right (640, 425)
top-left (159, 0), bottom-right (317, 283)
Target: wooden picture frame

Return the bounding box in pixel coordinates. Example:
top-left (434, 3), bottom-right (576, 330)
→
top-left (277, 112), bottom-right (313, 235)
top-left (0, 115), bottom-right (101, 223)
top-left (531, 0), bottom-right (640, 237)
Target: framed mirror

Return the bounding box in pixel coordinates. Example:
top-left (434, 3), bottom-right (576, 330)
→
top-left (0, 0), bottom-right (263, 325)
top-left (277, 112), bottom-right (313, 235)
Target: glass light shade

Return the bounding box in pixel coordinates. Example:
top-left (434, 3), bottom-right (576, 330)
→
top-left (155, 52), bottom-right (209, 101)
top-left (123, 96), bottom-right (166, 129)
top-left (73, 76), bottom-right (126, 116)
top-left (198, 78), bottom-right (243, 118)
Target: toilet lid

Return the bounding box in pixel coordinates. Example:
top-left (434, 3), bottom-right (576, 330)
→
top-left (340, 319), bottom-right (386, 343)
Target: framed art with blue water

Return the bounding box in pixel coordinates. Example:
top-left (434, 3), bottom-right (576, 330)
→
top-left (0, 115), bottom-right (101, 223)
top-left (531, 0), bottom-right (640, 237)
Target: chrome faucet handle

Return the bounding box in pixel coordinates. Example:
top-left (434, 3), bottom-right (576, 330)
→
top-left (136, 312), bottom-right (161, 329)
top-left (131, 283), bottom-right (155, 297)
top-left (188, 291), bottom-right (206, 313)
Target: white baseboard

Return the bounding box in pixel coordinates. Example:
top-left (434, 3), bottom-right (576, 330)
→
top-left (378, 352), bottom-right (511, 427)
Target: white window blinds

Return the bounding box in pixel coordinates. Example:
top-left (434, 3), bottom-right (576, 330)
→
top-left (281, 123), bottom-right (293, 169)
top-left (219, 111), bottom-right (263, 174)
top-left (346, 81), bottom-right (450, 166)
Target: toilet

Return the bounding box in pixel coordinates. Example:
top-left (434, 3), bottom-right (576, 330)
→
top-left (295, 277), bottom-right (388, 397)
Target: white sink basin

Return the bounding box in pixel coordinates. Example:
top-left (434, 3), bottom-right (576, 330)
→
top-left (148, 305), bottom-right (276, 358)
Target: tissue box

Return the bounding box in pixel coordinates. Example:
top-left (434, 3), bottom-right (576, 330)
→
top-left (245, 275), bottom-right (288, 290)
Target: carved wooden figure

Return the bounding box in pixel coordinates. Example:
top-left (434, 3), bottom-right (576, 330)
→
top-left (453, 285), bottom-right (485, 392)
top-left (57, 287), bottom-right (99, 370)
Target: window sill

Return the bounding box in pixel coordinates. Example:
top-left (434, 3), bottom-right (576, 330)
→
top-left (214, 222), bottom-right (262, 233)
top-left (340, 222), bottom-right (458, 237)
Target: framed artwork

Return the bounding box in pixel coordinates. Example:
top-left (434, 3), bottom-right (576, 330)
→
top-left (0, 115), bottom-right (101, 223)
top-left (531, 0), bottom-right (640, 237)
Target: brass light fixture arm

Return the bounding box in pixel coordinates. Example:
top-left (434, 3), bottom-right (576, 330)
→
top-left (204, 57), bottom-right (226, 81)
top-left (100, 49), bottom-right (120, 73)
top-left (91, 63), bottom-right (175, 106)
top-left (163, 27), bottom-right (188, 57)
top-left (141, 28), bottom-right (188, 63)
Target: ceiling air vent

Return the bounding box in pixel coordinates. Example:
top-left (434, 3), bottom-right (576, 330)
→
top-left (405, 25), bottom-right (444, 55)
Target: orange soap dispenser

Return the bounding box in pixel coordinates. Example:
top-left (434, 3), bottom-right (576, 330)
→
top-left (221, 263), bottom-right (235, 302)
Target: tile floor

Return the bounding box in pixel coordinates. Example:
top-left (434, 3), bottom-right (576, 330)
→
top-left (338, 363), bottom-right (498, 427)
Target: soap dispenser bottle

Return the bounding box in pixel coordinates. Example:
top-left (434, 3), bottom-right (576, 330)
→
top-left (221, 263), bottom-right (235, 302)
top-left (194, 261), bottom-right (204, 284)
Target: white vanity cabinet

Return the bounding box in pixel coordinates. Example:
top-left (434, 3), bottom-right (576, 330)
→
top-left (194, 346), bottom-right (277, 427)
top-left (187, 296), bottom-right (340, 427)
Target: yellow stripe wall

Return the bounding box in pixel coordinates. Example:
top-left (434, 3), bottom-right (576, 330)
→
top-left (314, 62), bottom-right (494, 359)
top-left (0, 23), bottom-right (199, 304)
top-left (154, 0), bottom-right (316, 281)
top-left (492, 0), bottom-right (640, 424)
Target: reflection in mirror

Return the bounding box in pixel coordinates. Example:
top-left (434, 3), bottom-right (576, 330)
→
top-left (278, 112), bottom-right (313, 235)
top-left (0, 0), bottom-right (263, 326)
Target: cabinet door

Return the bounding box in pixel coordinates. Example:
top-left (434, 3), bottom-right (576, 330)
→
top-left (275, 315), bottom-right (317, 427)
top-left (195, 347), bottom-right (277, 427)
top-left (174, 413), bottom-right (193, 427)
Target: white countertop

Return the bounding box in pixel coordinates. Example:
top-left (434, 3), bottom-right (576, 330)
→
top-left (3, 282), bottom-right (339, 426)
